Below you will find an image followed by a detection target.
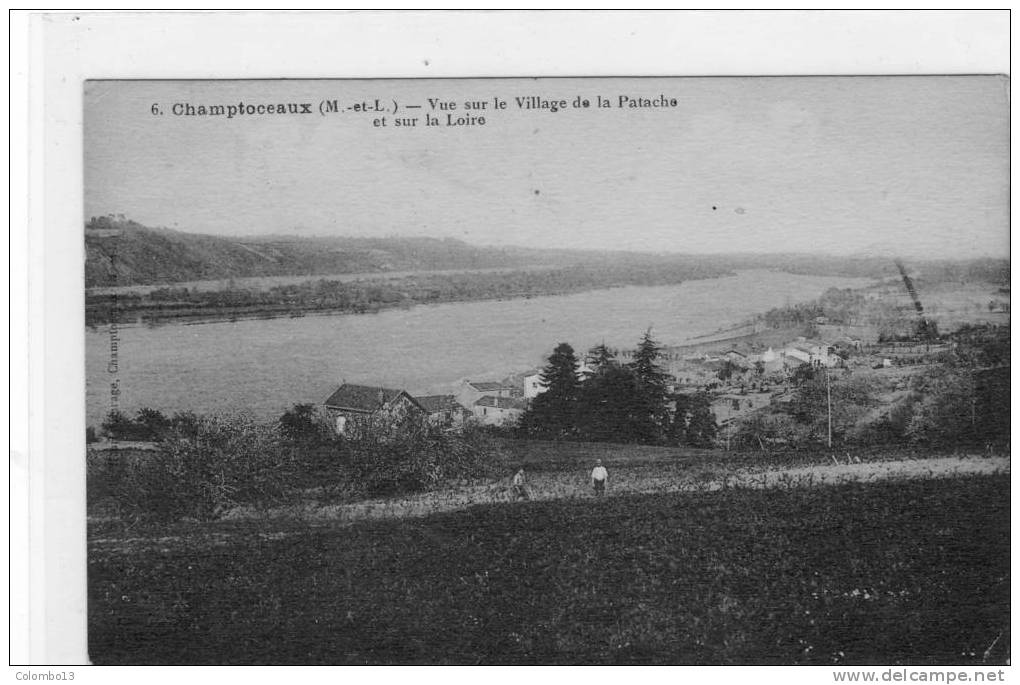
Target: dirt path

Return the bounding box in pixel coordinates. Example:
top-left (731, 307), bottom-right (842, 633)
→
top-left (89, 455), bottom-right (1008, 552)
top-left (234, 454), bottom-right (1011, 524)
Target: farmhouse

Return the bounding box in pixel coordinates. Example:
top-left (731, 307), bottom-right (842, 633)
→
top-left (472, 395), bottom-right (527, 426)
top-left (722, 349), bottom-right (750, 367)
top-left (414, 394), bottom-right (471, 428)
top-left (782, 344), bottom-right (813, 365)
top-left (323, 383), bottom-right (425, 434)
top-left (458, 380), bottom-right (515, 410)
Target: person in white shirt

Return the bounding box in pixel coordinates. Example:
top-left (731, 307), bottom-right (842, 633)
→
top-left (590, 459), bottom-right (608, 497)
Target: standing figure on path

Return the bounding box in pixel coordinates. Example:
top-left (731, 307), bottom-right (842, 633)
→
top-left (512, 466), bottom-right (530, 500)
top-left (591, 459), bottom-right (608, 497)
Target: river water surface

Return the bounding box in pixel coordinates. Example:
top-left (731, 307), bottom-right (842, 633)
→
top-left (85, 270), bottom-right (873, 427)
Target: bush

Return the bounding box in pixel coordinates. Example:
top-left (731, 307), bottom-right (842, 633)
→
top-left (135, 407), bottom-right (171, 440)
top-left (100, 410), bottom-right (146, 441)
top-left (904, 367), bottom-right (979, 446)
top-left (847, 392), bottom-right (920, 446)
top-left (89, 410), bottom-right (509, 521)
top-left (100, 408), bottom-right (172, 442)
top-left (168, 410), bottom-right (201, 439)
top-left (279, 403), bottom-right (335, 446)
top-left (338, 415), bottom-right (503, 497)
top-left (166, 414), bottom-right (294, 519)
top-left (93, 414), bottom-right (294, 523)
top-left (732, 411), bottom-right (813, 451)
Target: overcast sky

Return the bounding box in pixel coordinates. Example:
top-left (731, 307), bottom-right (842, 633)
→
top-left (85, 76), bottom-right (1009, 258)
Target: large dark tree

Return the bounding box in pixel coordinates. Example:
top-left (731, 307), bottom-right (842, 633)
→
top-left (540, 342), bottom-right (581, 400)
top-left (519, 342), bottom-right (581, 438)
top-left (576, 365), bottom-right (661, 443)
top-left (671, 392), bottom-right (718, 447)
top-left (629, 328), bottom-right (672, 392)
top-left (627, 328), bottom-right (673, 432)
top-left (585, 341), bottom-right (616, 376)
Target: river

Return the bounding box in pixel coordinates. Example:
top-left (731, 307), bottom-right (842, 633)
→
top-left (85, 270), bottom-right (873, 427)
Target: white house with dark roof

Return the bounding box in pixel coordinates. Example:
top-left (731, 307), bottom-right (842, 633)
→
top-left (782, 342), bottom-right (841, 368)
top-left (323, 383), bottom-right (425, 435)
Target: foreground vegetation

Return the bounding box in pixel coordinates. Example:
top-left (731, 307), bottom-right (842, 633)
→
top-left (88, 413), bottom-right (512, 523)
top-left (88, 474), bottom-right (1009, 665)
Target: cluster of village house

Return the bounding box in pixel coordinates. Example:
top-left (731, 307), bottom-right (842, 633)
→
top-left (322, 366), bottom-right (561, 435)
top-left (322, 323), bottom-right (947, 439)
top-left (659, 340), bottom-right (849, 427)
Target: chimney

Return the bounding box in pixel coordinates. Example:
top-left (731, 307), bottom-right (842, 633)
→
top-left (378, 389), bottom-right (385, 406)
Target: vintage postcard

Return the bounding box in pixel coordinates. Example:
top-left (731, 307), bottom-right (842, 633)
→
top-left (78, 74), bottom-right (1010, 666)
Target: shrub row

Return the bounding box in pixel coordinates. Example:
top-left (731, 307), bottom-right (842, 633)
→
top-left (87, 410), bottom-right (508, 523)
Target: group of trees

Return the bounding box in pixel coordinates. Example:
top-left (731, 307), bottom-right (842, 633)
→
top-left (86, 261), bottom-right (736, 326)
top-left (88, 405), bottom-right (508, 523)
top-left (518, 330), bottom-right (717, 447)
top-left (895, 327), bottom-right (1009, 448)
top-left (761, 287), bottom-right (868, 329)
top-left (96, 407), bottom-right (201, 442)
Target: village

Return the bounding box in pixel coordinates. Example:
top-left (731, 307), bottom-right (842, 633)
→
top-left (321, 316), bottom-right (955, 444)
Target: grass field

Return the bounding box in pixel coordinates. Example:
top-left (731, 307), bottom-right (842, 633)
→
top-left (88, 474), bottom-right (1009, 665)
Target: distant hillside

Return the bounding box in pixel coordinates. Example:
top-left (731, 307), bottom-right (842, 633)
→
top-left (84, 216), bottom-right (1007, 289)
top-left (84, 216), bottom-right (587, 288)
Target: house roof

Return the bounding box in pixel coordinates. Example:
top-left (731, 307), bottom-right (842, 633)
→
top-left (324, 384), bottom-right (421, 413)
top-left (466, 381), bottom-right (510, 392)
top-left (414, 394), bottom-right (462, 413)
top-left (474, 395), bottom-right (527, 410)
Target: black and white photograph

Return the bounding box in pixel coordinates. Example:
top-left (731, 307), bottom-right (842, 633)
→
top-left (79, 73), bottom-right (1010, 666)
top-left (11, 10), bottom-right (1012, 675)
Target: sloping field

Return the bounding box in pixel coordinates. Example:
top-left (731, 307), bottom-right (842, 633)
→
top-left (228, 454), bottom-right (1010, 526)
top-left (88, 474), bottom-right (1009, 665)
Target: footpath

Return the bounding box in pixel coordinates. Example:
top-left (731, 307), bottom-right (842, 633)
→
top-left (248, 454), bottom-right (1010, 524)
top-left (89, 454), bottom-right (1008, 552)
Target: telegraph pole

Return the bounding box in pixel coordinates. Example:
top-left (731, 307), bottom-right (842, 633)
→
top-left (826, 366), bottom-right (833, 450)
